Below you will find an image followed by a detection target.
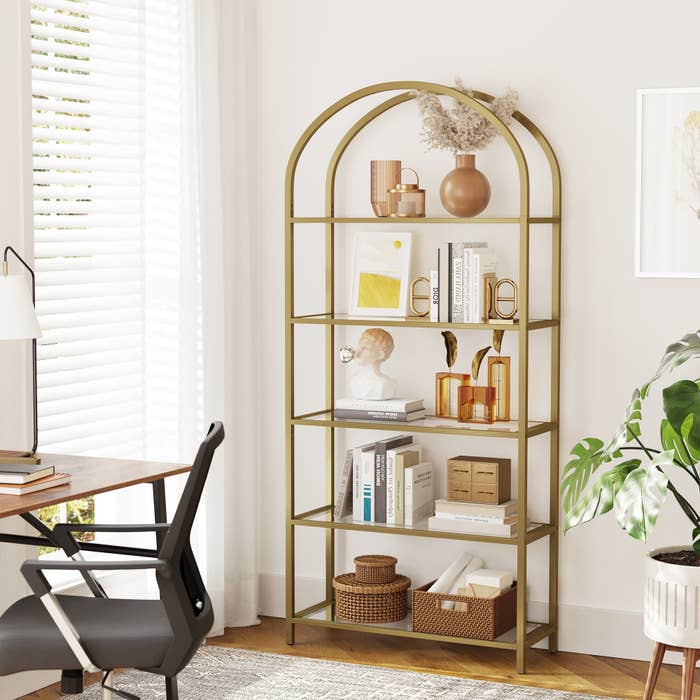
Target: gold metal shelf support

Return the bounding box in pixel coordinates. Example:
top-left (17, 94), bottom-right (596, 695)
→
top-left (285, 81), bottom-right (562, 674)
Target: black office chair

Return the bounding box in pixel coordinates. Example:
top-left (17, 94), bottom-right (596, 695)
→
top-left (0, 421), bottom-right (224, 700)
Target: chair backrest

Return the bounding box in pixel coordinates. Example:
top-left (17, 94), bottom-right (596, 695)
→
top-left (155, 421), bottom-right (224, 676)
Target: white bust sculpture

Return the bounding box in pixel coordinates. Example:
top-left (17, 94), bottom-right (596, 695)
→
top-left (340, 328), bottom-right (397, 400)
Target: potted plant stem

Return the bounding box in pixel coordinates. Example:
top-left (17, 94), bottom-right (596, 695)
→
top-left (562, 330), bottom-right (700, 647)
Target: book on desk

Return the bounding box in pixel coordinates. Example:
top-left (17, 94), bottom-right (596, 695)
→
top-left (0, 463), bottom-right (70, 495)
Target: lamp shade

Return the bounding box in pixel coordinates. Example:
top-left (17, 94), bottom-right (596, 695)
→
top-left (0, 274), bottom-right (41, 340)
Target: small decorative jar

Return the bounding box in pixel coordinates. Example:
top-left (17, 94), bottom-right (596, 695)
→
top-left (458, 385), bottom-right (497, 424)
top-left (387, 168), bottom-right (426, 218)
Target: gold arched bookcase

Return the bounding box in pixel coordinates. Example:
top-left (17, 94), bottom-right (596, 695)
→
top-left (285, 81), bottom-right (561, 674)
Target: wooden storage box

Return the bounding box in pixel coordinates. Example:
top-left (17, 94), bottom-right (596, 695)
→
top-left (412, 580), bottom-right (517, 640)
top-left (447, 456), bottom-right (511, 504)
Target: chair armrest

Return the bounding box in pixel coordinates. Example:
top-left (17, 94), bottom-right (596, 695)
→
top-left (52, 522), bottom-right (171, 557)
top-left (21, 557), bottom-right (172, 597)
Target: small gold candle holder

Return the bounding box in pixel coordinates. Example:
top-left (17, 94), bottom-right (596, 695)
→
top-left (387, 168), bottom-right (426, 218)
top-left (435, 372), bottom-right (470, 419)
top-left (457, 385), bottom-right (497, 424)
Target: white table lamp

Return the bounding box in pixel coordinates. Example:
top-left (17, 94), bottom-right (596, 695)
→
top-left (0, 247), bottom-right (41, 463)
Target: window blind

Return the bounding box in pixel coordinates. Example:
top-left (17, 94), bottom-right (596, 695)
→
top-left (31, 0), bottom-right (202, 461)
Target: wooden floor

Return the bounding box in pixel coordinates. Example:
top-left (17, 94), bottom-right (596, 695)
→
top-left (20, 616), bottom-right (695, 699)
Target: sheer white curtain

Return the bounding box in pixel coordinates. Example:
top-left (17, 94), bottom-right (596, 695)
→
top-left (193, 0), bottom-right (260, 633)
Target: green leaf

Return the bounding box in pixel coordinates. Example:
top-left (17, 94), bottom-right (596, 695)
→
top-left (561, 437), bottom-right (606, 513)
top-left (660, 418), bottom-right (700, 467)
top-left (663, 380), bottom-right (700, 452)
top-left (563, 459), bottom-right (641, 532)
top-left (613, 451), bottom-right (671, 542)
top-left (642, 330), bottom-right (700, 399)
top-left (604, 388), bottom-right (643, 457)
top-left (693, 527), bottom-right (700, 554)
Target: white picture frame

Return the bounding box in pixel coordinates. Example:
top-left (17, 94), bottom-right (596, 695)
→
top-left (349, 231), bottom-right (412, 317)
top-left (636, 87), bottom-right (700, 278)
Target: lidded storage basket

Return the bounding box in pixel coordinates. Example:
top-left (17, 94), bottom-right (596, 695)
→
top-left (353, 555), bottom-right (397, 584)
top-left (333, 554), bottom-right (409, 623)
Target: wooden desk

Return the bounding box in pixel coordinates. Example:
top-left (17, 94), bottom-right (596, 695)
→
top-left (0, 453), bottom-right (190, 557)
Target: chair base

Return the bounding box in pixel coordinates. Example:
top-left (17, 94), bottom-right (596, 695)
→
top-left (166, 676), bottom-right (178, 700)
top-left (60, 670), bottom-right (84, 694)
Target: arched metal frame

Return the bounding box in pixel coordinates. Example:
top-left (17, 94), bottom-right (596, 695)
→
top-left (285, 81), bottom-right (561, 674)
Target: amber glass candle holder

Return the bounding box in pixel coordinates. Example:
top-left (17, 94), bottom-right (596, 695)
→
top-left (457, 385), bottom-right (497, 424)
top-left (435, 372), bottom-right (470, 419)
top-left (488, 356), bottom-right (511, 421)
top-left (387, 168), bottom-right (425, 218)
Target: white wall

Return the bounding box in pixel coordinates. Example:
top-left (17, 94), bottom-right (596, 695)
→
top-left (0, 2), bottom-right (58, 696)
top-left (247, 0), bottom-right (700, 661)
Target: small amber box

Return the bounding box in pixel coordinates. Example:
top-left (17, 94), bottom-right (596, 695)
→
top-left (447, 456), bottom-right (511, 505)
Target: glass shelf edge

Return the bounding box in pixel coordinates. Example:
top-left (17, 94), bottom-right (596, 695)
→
top-left (289, 216), bottom-right (560, 224)
top-left (290, 315), bottom-right (559, 331)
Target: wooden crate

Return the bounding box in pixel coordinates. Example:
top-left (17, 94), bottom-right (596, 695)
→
top-left (447, 456), bottom-right (510, 504)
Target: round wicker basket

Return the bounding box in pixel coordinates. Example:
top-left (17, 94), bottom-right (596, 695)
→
top-left (333, 573), bottom-right (410, 623)
top-left (353, 555), bottom-right (397, 584)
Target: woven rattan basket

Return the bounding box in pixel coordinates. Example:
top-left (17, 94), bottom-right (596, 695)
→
top-left (412, 580), bottom-right (517, 640)
top-left (333, 573), bottom-right (410, 623)
top-left (353, 555), bottom-right (397, 584)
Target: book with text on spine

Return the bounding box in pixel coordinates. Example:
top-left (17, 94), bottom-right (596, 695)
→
top-left (333, 408), bottom-right (426, 422)
top-left (374, 435), bottom-right (413, 524)
top-left (404, 462), bottom-right (434, 526)
top-left (387, 445), bottom-right (422, 525)
top-left (335, 397), bottom-right (424, 413)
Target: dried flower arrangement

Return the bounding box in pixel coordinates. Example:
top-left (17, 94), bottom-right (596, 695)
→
top-left (414, 79), bottom-right (519, 155)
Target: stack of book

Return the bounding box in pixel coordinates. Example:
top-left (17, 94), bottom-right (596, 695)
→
top-left (333, 397), bottom-right (425, 423)
top-left (428, 499), bottom-right (519, 537)
top-left (0, 463), bottom-right (69, 496)
top-left (430, 241), bottom-right (498, 323)
top-left (333, 435), bottom-right (434, 527)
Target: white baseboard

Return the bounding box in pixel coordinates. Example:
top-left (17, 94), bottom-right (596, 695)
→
top-left (259, 572), bottom-right (678, 665)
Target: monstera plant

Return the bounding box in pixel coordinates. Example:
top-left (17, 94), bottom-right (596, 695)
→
top-left (562, 330), bottom-right (700, 548)
top-left (562, 330), bottom-right (700, 651)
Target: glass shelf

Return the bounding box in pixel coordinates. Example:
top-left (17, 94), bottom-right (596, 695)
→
top-left (291, 410), bottom-right (556, 439)
top-left (291, 506), bottom-right (554, 546)
top-left (292, 602), bottom-right (553, 651)
top-left (289, 216), bottom-right (560, 225)
top-left (290, 313), bottom-right (558, 331)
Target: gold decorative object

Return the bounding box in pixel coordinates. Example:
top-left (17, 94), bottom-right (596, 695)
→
top-left (440, 154), bottom-right (491, 217)
top-left (387, 168), bottom-right (426, 218)
top-left (471, 345), bottom-right (491, 383)
top-left (488, 356), bottom-right (511, 421)
top-left (409, 276), bottom-right (430, 317)
top-left (370, 160), bottom-right (401, 217)
top-left (483, 273), bottom-right (498, 321)
top-left (441, 330), bottom-right (458, 367)
top-left (492, 278), bottom-right (518, 320)
top-left (458, 385), bottom-right (497, 424)
top-left (435, 330), bottom-right (469, 418)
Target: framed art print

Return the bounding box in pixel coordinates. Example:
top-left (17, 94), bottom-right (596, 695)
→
top-left (636, 87), bottom-right (700, 277)
top-left (349, 232), bottom-right (412, 316)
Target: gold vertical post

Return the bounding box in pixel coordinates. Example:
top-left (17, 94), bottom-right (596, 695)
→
top-left (324, 166), bottom-right (336, 612)
top-left (284, 157), bottom-right (296, 645)
top-left (516, 162), bottom-right (531, 675)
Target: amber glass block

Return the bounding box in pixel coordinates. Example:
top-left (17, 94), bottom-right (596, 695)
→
top-left (488, 356), bottom-right (511, 421)
top-left (458, 385), bottom-right (496, 424)
top-left (435, 372), bottom-right (471, 419)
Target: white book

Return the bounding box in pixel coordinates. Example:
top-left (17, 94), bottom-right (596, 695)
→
top-left (430, 269), bottom-right (438, 322)
top-left (433, 512), bottom-right (517, 525)
top-left (352, 442), bottom-right (375, 522)
top-left (386, 445), bottom-right (422, 525)
top-left (462, 247), bottom-right (472, 323)
top-left (472, 251), bottom-right (481, 323)
top-left (404, 462), bottom-right (434, 526)
top-left (428, 516), bottom-right (518, 537)
top-left (361, 447), bottom-right (376, 522)
top-left (335, 397), bottom-right (424, 413)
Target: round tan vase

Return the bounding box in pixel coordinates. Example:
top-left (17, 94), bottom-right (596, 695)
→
top-left (440, 153), bottom-right (491, 217)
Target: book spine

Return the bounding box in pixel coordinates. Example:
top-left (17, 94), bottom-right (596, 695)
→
top-left (334, 409), bottom-right (423, 421)
top-left (352, 449), bottom-right (362, 521)
top-left (438, 244), bottom-right (450, 322)
top-left (362, 452), bottom-right (373, 522)
top-left (462, 247), bottom-right (472, 323)
top-left (451, 242), bottom-right (464, 323)
top-left (430, 269), bottom-right (438, 322)
top-left (386, 450), bottom-right (395, 523)
top-left (472, 252), bottom-right (480, 324)
top-left (334, 449), bottom-right (354, 520)
top-left (374, 442), bottom-right (387, 523)
top-left (335, 398), bottom-right (423, 412)
top-left (404, 469), bottom-right (414, 526)
top-left (433, 512), bottom-right (515, 524)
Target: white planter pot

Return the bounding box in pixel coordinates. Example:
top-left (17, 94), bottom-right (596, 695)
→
top-left (645, 545), bottom-right (700, 647)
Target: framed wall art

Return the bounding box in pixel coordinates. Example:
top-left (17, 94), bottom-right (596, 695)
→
top-left (349, 231), bottom-right (412, 316)
top-left (636, 87), bottom-right (700, 277)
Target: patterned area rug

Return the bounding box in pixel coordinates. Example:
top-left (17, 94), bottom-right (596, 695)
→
top-left (69, 646), bottom-right (621, 699)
